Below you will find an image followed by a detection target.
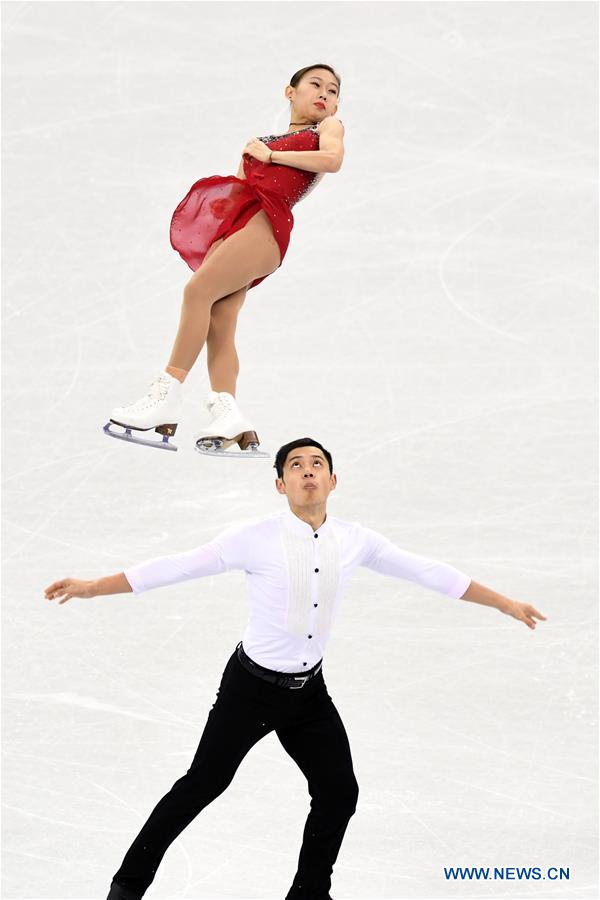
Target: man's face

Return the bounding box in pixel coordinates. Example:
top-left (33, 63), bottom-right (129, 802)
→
top-left (275, 446), bottom-right (337, 507)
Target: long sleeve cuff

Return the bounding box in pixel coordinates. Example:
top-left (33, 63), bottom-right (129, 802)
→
top-left (446, 572), bottom-right (471, 600)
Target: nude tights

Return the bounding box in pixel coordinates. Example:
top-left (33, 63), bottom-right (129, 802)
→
top-left (163, 209), bottom-right (281, 395)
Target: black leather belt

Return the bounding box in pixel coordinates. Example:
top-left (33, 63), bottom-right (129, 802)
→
top-left (236, 641), bottom-right (322, 689)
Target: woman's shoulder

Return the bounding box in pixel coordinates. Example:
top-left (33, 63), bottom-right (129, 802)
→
top-left (317, 115), bottom-right (344, 132)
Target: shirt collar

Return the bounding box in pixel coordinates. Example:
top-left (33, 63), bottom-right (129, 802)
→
top-left (283, 506), bottom-right (330, 538)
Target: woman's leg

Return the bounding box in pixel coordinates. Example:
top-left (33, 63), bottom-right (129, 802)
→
top-left (166, 209), bottom-right (280, 373)
top-left (205, 286), bottom-right (248, 395)
top-left (165, 237), bottom-right (225, 384)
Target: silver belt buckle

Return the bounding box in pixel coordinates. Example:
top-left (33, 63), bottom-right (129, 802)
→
top-left (290, 675), bottom-right (309, 689)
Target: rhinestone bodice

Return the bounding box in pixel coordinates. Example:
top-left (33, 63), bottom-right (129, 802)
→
top-left (242, 123), bottom-right (323, 207)
top-left (256, 124), bottom-right (319, 143)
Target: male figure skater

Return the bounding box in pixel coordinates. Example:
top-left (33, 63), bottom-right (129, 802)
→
top-left (44, 438), bottom-right (546, 900)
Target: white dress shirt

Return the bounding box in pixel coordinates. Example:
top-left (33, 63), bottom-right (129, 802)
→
top-left (124, 507), bottom-right (471, 673)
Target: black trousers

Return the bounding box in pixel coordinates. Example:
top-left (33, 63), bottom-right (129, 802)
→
top-left (111, 646), bottom-right (359, 899)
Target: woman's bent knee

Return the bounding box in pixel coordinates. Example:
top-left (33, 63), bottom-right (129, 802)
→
top-left (213, 287), bottom-right (247, 315)
top-left (183, 277), bottom-right (214, 306)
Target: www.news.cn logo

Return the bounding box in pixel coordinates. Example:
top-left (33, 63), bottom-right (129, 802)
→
top-left (443, 866), bottom-right (570, 881)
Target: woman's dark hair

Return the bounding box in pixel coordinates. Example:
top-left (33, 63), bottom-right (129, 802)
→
top-left (274, 438), bottom-right (334, 479)
top-left (289, 64), bottom-right (341, 99)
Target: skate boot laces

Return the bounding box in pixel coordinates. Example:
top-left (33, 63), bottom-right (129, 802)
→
top-left (209, 392), bottom-right (237, 419)
top-left (148, 372), bottom-right (171, 401)
top-left (126, 372), bottom-right (172, 413)
top-left (205, 391), bottom-right (220, 417)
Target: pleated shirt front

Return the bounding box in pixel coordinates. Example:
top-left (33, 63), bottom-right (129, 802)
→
top-left (124, 508), bottom-right (471, 673)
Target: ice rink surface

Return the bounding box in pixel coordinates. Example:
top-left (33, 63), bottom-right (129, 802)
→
top-left (2, 1), bottom-right (598, 898)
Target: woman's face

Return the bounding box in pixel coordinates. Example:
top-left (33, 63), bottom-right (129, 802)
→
top-left (287, 68), bottom-right (339, 120)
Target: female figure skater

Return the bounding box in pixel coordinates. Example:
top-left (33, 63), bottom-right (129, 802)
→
top-left (104, 63), bottom-right (345, 455)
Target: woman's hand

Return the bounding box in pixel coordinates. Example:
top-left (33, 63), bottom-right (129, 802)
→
top-left (242, 138), bottom-right (272, 164)
top-left (499, 599), bottom-right (547, 630)
top-left (44, 578), bottom-right (96, 604)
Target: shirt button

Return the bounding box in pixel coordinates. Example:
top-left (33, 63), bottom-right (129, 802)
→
top-left (303, 662), bottom-right (307, 666)
top-left (308, 634), bottom-right (312, 639)
top-left (314, 603), bottom-right (318, 607)
top-left (314, 568), bottom-right (319, 573)
top-left (314, 533), bottom-right (318, 538)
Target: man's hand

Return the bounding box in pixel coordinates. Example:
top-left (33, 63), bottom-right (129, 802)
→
top-left (499, 599), bottom-right (547, 630)
top-left (461, 580), bottom-right (547, 630)
top-left (44, 578), bottom-right (96, 604)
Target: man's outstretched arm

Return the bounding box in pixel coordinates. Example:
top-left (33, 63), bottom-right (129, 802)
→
top-left (44, 571), bottom-right (133, 603)
top-left (459, 579), bottom-right (547, 630)
top-left (43, 543), bottom-right (227, 604)
top-left (361, 527), bottom-right (547, 630)
top-left (43, 520), bottom-right (254, 604)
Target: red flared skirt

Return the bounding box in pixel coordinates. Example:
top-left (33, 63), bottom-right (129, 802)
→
top-left (169, 175), bottom-right (294, 290)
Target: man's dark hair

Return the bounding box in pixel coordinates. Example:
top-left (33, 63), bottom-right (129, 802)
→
top-left (274, 438), bottom-right (333, 479)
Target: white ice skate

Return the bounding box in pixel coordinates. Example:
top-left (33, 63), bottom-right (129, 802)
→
top-left (103, 371), bottom-right (183, 452)
top-left (194, 390), bottom-right (268, 458)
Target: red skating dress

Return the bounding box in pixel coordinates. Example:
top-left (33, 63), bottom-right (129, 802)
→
top-left (170, 123), bottom-right (324, 289)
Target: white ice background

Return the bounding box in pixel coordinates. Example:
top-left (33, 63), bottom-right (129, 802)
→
top-left (1, 1), bottom-right (598, 899)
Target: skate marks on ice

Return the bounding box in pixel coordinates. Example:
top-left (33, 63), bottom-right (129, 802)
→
top-left (103, 421), bottom-right (178, 452)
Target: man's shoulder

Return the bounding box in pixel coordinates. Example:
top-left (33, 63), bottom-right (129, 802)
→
top-left (214, 512), bottom-right (280, 536)
top-left (328, 514), bottom-right (369, 536)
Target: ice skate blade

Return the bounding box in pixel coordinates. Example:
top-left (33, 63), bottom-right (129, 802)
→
top-left (195, 439), bottom-right (269, 459)
top-left (103, 422), bottom-right (178, 452)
